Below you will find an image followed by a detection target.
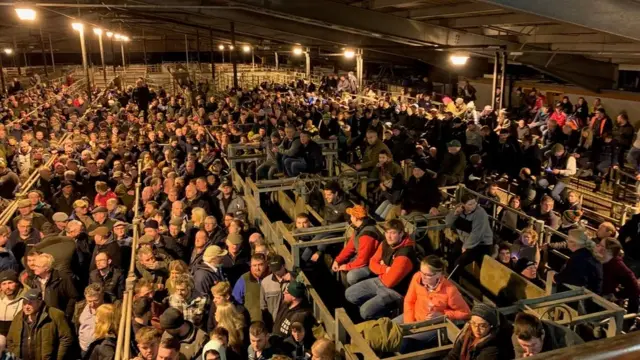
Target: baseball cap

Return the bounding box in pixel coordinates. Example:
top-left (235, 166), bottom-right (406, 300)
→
top-left (346, 205), bottom-right (367, 220)
top-left (287, 281), bottom-right (306, 299)
top-left (144, 219), bottom-right (159, 229)
top-left (21, 288), bottom-right (43, 302)
top-left (159, 308), bottom-right (185, 330)
top-left (447, 140), bottom-right (462, 148)
top-left (268, 255), bottom-right (286, 272)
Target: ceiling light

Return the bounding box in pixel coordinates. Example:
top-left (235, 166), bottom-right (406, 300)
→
top-left (106, 31), bottom-right (113, 38)
top-left (114, 34), bottom-right (122, 40)
top-left (344, 49), bottom-right (355, 59)
top-left (243, 45), bottom-right (251, 53)
top-left (218, 44), bottom-right (225, 50)
top-left (15, 8), bottom-right (36, 21)
top-left (93, 28), bottom-right (103, 36)
top-left (293, 47), bottom-right (303, 55)
top-left (229, 45), bottom-right (234, 50)
top-left (450, 54), bottom-right (469, 66)
top-left (71, 23), bottom-right (84, 31)
top-left (3, 49), bottom-right (13, 55)
top-left (122, 36), bottom-right (130, 42)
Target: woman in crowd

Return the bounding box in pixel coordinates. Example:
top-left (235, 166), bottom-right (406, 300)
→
top-left (395, 255), bottom-right (470, 353)
top-left (596, 238), bottom-right (640, 314)
top-left (446, 303), bottom-right (514, 360)
top-left (214, 302), bottom-right (247, 357)
top-left (83, 304), bottom-right (118, 360)
top-left (166, 260), bottom-right (190, 294)
top-left (510, 227), bottom-right (541, 265)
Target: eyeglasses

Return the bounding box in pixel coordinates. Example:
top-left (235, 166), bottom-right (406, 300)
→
top-left (469, 321), bottom-right (490, 330)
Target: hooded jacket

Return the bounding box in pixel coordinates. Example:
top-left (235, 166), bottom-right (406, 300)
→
top-left (335, 219), bottom-right (381, 271)
top-left (273, 299), bottom-right (315, 342)
top-left (0, 287), bottom-right (26, 336)
top-left (511, 320), bottom-right (583, 358)
top-left (7, 305), bottom-right (74, 360)
top-left (369, 235), bottom-right (417, 294)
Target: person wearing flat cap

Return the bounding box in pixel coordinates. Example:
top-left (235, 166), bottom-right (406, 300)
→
top-left (88, 206), bottom-right (116, 233)
top-left (51, 212), bottom-right (70, 234)
top-left (6, 288), bottom-right (74, 360)
top-left (447, 303), bottom-right (514, 360)
top-left (159, 308), bottom-right (209, 360)
top-left (12, 198), bottom-right (50, 233)
top-left (52, 180), bottom-right (81, 217)
top-left (70, 199), bottom-right (96, 231)
top-left (88, 226), bottom-right (121, 272)
top-left (272, 281), bottom-right (316, 345)
top-left (0, 269), bottom-right (26, 335)
top-left (192, 245), bottom-right (229, 298)
top-left (221, 233), bottom-right (251, 286)
top-left (143, 219), bottom-right (184, 261)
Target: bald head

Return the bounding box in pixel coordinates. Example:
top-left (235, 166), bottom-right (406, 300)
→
top-left (249, 233), bottom-right (264, 245)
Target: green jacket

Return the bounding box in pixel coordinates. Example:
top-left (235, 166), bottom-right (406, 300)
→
top-left (361, 140), bottom-right (392, 170)
top-left (7, 305), bottom-right (74, 360)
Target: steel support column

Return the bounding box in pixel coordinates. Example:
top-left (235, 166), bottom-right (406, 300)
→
top-left (304, 49), bottom-right (310, 79)
top-left (499, 51), bottom-right (507, 110)
top-left (48, 34), bottom-right (55, 72)
top-left (0, 55), bottom-right (5, 95)
top-left (142, 31), bottom-right (147, 66)
top-left (209, 28), bottom-right (215, 81)
top-left (39, 27), bottom-right (48, 77)
top-left (12, 37), bottom-right (20, 76)
top-left (275, 52), bottom-right (278, 70)
top-left (78, 29), bottom-right (92, 102)
top-left (231, 22), bottom-right (238, 88)
top-left (491, 52), bottom-right (498, 110)
top-left (98, 32), bottom-right (106, 85)
top-left (110, 38), bottom-right (116, 75)
top-left (356, 49), bottom-right (363, 90)
top-left (185, 35), bottom-right (189, 68)
top-left (196, 29), bottom-right (201, 70)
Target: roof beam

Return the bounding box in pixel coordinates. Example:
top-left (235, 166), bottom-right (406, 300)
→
top-left (393, 3), bottom-right (504, 19)
top-left (476, 0), bottom-right (640, 42)
top-left (436, 14), bottom-right (548, 28)
top-left (518, 34), bottom-right (630, 44)
top-left (369, 0), bottom-right (428, 9)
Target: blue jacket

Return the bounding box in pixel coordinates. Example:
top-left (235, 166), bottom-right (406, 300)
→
top-left (192, 263), bottom-right (228, 298)
top-left (0, 249), bottom-right (18, 272)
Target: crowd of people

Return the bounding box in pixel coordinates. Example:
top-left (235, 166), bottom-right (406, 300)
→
top-left (0, 64), bottom-right (636, 360)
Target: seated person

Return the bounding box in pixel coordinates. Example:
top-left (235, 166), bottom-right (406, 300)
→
top-left (496, 242), bottom-right (515, 270)
top-left (596, 238), bottom-right (640, 314)
top-left (399, 160), bottom-right (441, 219)
top-left (478, 183), bottom-right (500, 214)
top-left (527, 195), bottom-right (560, 230)
top-left (447, 303), bottom-right (515, 360)
top-left (437, 140), bottom-right (467, 187)
top-left (283, 130), bottom-right (323, 177)
top-left (537, 143), bottom-right (576, 203)
top-left (345, 219), bottom-right (417, 320)
top-left (510, 227), bottom-right (541, 265)
top-left (394, 255), bottom-right (471, 353)
top-left (355, 129), bottom-right (392, 173)
top-left (512, 312), bottom-right (583, 358)
top-left (513, 258), bottom-right (545, 289)
top-left (331, 205), bottom-right (381, 287)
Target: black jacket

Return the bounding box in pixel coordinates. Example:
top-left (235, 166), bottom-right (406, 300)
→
top-left (401, 175), bottom-right (441, 214)
top-left (27, 269), bottom-right (79, 319)
top-left (83, 336), bottom-right (117, 360)
top-left (89, 239), bottom-right (122, 272)
top-left (192, 263), bottom-right (228, 298)
top-left (89, 267), bottom-right (125, 302)
top-left (300, 140), bottom-right (324, 173)
top-left (555, 248), bottom-right (603, 294)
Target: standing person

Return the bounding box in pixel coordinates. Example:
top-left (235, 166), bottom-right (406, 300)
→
top-left (83, 304), bottom-right (118, 360)
top-left (445, 194), bottom-right (493, 276)
top-left (247, 321), bottom-right (281, 360)
top-left (512, 312), bottom-right (583, 358)
top-left (159, 308), bottom-right (209, 360)
top-left (193, 246), bottom-right (228, 298)
top-left (272, 281), bottom-right (316, 343)
top-left (554, 229), bottom-right (603, 294)
top-left (596, 238), bottom-right (640, 314)
top-left (6, 289), bottom-right (74, 360)
top-left (73, 284), bottom-right (105, 356)
top-left (260, 255), bottom-right (291, 330)
top-left (134, 327), bottom-right (162, 360)
top-left (0, 271), bottom-right (25, 336)
top-left (232, 254), bottom-right (268, 323)
top-left (133, 79), bottom-right (151, 116)
top-left (27, 253), bottom-right (78, 319)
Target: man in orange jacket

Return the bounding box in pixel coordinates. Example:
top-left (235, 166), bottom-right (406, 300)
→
top-left (331, 205), bottom-right (381, 286)
top-left (393, 255), bottom-right (471, 353)
top-left (345, 219), bottom-right (417, 320)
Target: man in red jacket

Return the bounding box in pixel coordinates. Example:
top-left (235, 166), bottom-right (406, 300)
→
top-left (345, 219), bottom-right (417, 320)
top-left (331, 205), bottom-right (381, 286)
